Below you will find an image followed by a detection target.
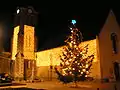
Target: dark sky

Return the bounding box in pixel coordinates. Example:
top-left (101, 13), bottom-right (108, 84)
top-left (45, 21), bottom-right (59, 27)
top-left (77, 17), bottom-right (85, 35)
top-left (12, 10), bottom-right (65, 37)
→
top-left (0, 2), bottom-right (120, 51)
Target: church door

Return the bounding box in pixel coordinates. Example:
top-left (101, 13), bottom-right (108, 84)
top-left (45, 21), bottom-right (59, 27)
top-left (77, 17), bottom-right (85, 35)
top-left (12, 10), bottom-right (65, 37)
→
top-left (114, 62), bottom-right (120, 81)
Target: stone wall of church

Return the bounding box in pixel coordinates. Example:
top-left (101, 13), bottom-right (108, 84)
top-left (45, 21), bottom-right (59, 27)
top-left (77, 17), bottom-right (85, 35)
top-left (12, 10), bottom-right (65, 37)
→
top-left (35, 39), bottom-right (101, 81)
top-left (36, 66), bottom-right (58, 80)
top-left (79, 39), bottom-right (101, 80)
top-left (0, 52), bottom-right (11, 74)
top-left (35, 46), bottom-right (62, 80)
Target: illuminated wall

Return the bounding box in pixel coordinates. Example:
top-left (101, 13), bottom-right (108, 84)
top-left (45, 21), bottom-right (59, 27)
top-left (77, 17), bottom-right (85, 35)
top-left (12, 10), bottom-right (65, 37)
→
top-left (0, 52), bottom-right (11, 74)
top-left (35, 46), bottom-right (63, 79)
top-left (35, 46), bottom-right (63, 67)
top-left (35, 39), bottom-right (101, 79)
top-left (79, 39), bottom-right (101, 79)
top-left (11, 26), bottom-right (20, 60)
top-left (11, 25), bottom-right (101, 80)
top-left (23, 25), bottom-right (35, 60)
top-left (79, 39), bottom-right (97, 62)
top-left (12, 25), bottom-right (35, 60)
top-left (36, 39), bottom-right (97, 66)
top-left (99, 10), bottom-right (120, 80)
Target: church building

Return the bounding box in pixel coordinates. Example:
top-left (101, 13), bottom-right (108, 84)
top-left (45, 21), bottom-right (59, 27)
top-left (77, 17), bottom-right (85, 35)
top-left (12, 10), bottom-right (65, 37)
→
top-left (0, 6), bottom-right (120, 82)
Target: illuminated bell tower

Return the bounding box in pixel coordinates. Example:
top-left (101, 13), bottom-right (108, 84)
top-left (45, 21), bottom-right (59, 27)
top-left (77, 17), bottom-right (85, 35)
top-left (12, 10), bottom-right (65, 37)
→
top-left (13, 6), bottom-right (38, 80)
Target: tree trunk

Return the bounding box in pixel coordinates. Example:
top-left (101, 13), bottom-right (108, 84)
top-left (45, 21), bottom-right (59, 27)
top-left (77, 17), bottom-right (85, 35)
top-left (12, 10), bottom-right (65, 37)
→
top-left (74, 81), bottom-right (78, 88)
top-left (74, 75), bottom-right (78, 88)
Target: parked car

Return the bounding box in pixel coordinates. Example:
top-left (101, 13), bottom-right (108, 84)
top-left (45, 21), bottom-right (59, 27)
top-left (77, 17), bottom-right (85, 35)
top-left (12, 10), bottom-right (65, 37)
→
top-left (0, 73), bottom-right (13, 83)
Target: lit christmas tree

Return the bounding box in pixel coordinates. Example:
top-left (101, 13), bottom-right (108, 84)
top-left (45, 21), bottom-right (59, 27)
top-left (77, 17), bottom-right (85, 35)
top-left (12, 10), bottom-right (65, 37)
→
top-left (55, 20), bottom-right (94, 86)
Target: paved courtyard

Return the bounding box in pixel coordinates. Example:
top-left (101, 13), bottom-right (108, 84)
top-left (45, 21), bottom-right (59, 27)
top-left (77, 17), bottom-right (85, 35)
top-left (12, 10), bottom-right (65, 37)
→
top-left (0, 80), bottom-right (120, 90)
top-left (25, 81), bottom-right (120, 90)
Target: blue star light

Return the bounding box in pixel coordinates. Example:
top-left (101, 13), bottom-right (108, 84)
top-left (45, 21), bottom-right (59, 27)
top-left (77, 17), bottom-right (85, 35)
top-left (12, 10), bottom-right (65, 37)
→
top-left (72, 20), bottom-right (76, 24)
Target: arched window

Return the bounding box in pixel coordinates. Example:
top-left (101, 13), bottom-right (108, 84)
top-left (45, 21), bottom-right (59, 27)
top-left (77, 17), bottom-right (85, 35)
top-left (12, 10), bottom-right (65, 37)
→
top-left (111, 33), bottom-right (118, 54)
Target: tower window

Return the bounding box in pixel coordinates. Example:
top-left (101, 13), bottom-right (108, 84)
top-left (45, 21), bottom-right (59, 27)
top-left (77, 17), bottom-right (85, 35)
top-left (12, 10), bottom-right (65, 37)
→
top-left (111, 33), bottom-right (118, 54)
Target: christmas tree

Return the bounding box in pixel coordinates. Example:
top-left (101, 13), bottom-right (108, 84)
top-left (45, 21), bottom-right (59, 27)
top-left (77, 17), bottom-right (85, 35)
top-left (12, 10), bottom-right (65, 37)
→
top-left (55, 20), bottom-right (94, 85)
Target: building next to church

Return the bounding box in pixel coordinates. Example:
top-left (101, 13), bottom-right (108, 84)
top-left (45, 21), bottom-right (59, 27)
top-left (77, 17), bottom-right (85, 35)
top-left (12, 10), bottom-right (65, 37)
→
top-left (0, 6), bottom-right (120, 82)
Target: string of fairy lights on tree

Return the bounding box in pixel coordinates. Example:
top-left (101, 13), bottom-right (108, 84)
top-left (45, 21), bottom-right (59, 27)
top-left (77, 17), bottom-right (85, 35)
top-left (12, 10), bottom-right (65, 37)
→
top-left (55, 20), bottom-right (94, 84)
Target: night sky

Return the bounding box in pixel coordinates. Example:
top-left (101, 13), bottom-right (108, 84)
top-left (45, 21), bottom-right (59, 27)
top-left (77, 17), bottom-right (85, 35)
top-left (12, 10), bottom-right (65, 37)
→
top-left (0, 2), bottom-right (120, 51)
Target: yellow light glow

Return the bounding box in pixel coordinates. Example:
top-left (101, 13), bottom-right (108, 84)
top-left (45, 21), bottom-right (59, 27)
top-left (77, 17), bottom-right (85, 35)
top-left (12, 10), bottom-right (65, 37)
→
top-left (75, 61), bottom-right (77, 63)
top-left (79, 39), bottom-right (97, 62)
top-left (35, 46), bottom-right (63, 66)
top-left (69, 59), bottom-right (72, 61)
top-left (85, 64), bottom-right (88, 68)
top-left (82, 69), bottom-right (86, 72)
top-left (85, 75), bottom-right (87, 77)
top-left (12, 26), bottom-right (20, 60)
top-left (65, 61), bottom-right (69, 65)
top-left (62, 68), bottom-right (68, 75)
top-left (23, 25), bottom-right (35, 60)
top-left (73, 68), bottom-right (75, 70)
top-left (12, 25), bottom-right (35, 60)
top-left (36, 39), bottom-right (97, 67)
top-left (86, 71), bottom-right (89, 74)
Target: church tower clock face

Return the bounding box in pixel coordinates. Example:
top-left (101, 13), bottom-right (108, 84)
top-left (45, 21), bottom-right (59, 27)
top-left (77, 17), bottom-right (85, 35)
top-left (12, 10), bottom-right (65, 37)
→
top-left (28, 8), bottom-right (32, 13)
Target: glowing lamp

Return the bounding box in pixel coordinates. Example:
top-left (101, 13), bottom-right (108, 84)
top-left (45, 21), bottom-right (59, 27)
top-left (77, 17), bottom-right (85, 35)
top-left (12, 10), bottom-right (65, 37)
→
top-left (83, 69), bottom-right (86, 72)
top-left (85, 64), bottom-right (88, 68)
top-left (69, 72), bottom-right (72, 74)
top-left (72, 20), bottom-right (76, 24)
